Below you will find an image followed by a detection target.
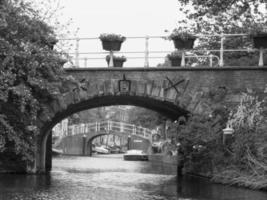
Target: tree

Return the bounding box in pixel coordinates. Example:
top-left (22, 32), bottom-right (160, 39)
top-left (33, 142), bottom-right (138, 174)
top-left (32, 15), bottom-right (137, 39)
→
top-left (177, 0), bottom-right (266, 17)
top-left (0, 0), bottom-right (70, 167)
top-left (127, 107), bottom-right (166, 129)
top-left (175, 0), bottom-right (267, 66)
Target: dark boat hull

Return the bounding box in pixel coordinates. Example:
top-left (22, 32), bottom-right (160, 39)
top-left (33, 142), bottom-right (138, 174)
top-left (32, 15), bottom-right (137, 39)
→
top-left (123, 154), bottom-right (148, 161)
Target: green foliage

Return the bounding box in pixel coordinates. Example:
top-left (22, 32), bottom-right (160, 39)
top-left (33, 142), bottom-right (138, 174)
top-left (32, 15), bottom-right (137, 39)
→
top-left (167, 50), bottom-right (182, 59)
top-left (219, 93), bottom-right (267, 188)
top-left (227, 93), bottom-right (266, 166)
top-left (106, 55), bottom-right (127, 62)
top-left (99, 33), bottom-right (126, 42)
top-left (175, 112), bottom-right (227, 175)
top-left (127, 107), bottom-right (165, 130)
top-left (177, 0), bottom-right (266, 19)
top-left (227, 93), bottom-right (263, 129)
top-left (168, 28), bottom-right (196, 40)
top-left (176, 91), bottom-right (267, 188)
top-left (0, 0), bottom-right (69, 165)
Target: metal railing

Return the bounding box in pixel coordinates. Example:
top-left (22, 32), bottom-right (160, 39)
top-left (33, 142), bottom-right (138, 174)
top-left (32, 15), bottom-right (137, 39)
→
top-left (67, 120), bottom-right (154, 140)
top-left (57, 34), bottom-right (266, 68)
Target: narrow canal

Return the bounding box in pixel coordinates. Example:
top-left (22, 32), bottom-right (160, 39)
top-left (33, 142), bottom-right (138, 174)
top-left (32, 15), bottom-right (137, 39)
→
top-left (0, 155), bottom-right (267, 200)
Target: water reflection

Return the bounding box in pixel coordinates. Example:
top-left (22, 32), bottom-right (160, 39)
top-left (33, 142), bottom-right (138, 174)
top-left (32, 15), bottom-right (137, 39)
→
top-left (0, 155), bottom-right (266, 200)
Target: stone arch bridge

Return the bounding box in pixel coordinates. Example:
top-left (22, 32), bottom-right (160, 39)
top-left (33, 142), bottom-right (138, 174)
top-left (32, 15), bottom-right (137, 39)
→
top-left (55, 120), bottom-right (154, 156)
top-left (23, 67), bottom-right (267, 173)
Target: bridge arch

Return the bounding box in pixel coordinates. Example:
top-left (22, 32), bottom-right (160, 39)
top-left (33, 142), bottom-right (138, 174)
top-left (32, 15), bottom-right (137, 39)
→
top-left (86, 131), bottom-right (151, 156)
top-left (36, 94), bottom-right (188, 173)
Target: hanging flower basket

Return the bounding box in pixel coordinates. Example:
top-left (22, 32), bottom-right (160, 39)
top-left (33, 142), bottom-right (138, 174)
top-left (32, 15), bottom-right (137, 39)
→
top-left (252, 33), bottom-right (267, 49)
top-left (168, 29), bottom-right (196, 50)
top-left (106, 55), bottom-right (127, 67)
top-left (169, 57), bottom-right (182, 66)
top-left (172, 37), bottom-right (196, 49)
top-left (99, 33), bottom-right (126, 51)
top-left (102, 40), bottom-right (122, 51)
top-left (167, 51), bottom-right (182, 67)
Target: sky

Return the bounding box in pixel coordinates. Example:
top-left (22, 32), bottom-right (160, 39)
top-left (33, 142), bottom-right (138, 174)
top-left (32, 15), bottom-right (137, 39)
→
top-left (59, 0), bottom-right (180, 36)
top-left (51, 0), bottom-right (183, 67)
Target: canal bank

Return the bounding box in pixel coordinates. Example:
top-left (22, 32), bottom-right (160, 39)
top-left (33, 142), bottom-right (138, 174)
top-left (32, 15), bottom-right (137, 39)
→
top-left (149, 153), bottom-right (267, 191)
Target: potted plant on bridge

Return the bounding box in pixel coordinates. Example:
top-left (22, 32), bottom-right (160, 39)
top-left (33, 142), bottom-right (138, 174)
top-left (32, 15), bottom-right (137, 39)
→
top-left (250, 25), bottom-right (267, 49)
top-left (249, 25), bottom-right (267, 66)
top-left (169, 28), bottom-right (196, 50)
top-left (106, 55), bottom-right (127, 67)
top-left (99, 33), bottom-right (126, 51)
top-left (167, 51), bottom-right (182, 67)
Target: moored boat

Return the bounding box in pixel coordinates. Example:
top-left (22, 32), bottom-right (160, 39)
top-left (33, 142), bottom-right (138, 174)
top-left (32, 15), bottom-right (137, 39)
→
top-left (52, 148), bottom-right (63, 156)
top-left (94, 145), bottom-right (110, 154)
top-left (123, 150), bottom-right (148, 161)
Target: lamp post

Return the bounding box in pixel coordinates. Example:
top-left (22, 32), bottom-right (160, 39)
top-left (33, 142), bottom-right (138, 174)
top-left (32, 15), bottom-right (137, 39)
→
top-left (82, 134), bottom-right (87, 156)
top-left (222, 126), bottom-right (234, 145)
top-left (127, 135), bottom-right (131, 150)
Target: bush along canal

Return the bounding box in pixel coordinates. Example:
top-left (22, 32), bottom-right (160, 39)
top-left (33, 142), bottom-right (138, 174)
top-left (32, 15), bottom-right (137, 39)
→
top-left (159, 92), bottom-right (267, 192)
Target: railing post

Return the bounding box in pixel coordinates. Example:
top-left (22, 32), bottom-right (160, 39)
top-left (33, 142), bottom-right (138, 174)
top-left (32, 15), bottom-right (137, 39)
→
top-left (209, 54), bottom-right (213, 67)
top-left (181, 51), bottom-right (185, 67)
top-left (95, 122), bottom-right (98, 132)
top-left (109, 51), bottom-right (114, 67)
top-left (85, 124), bottom-right (88, 133)
top-left (75, 38), bottom-right (80, 67)
top-left (144, 36), bottom-right (149, 67)
top-left (259, 48), bottom-right (264, 67)
top-left (143, 128), bottom-right (146, 137)
top-left (120, 122), bottom-right (123, 132)
top-left (132, 125), bottom-right (136, 135)
top-left (219, 34), bottom-right (224, 67)
top-left (107, 120), bottom-right (110, 131)
top-left (84, 58), bottom-right (88, 68)
top-left (81, 124), bottom-right (84, 134)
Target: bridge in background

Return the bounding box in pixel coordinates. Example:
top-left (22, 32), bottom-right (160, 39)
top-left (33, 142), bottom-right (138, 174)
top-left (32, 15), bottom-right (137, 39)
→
top-left (54, 121), bottom-right (154, 156)
top-left (66, 120), bottom-right (154, 140)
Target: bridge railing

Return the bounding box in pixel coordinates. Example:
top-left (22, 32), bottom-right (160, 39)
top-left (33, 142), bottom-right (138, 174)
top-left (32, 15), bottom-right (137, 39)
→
top-left (67, 120), bottom-right (154, 140)
top-left (57, 34), bottom-right (266, 68)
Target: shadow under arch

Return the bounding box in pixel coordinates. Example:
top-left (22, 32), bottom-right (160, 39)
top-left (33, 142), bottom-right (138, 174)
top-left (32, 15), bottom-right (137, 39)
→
top-left (36, 95), bottom-right (189, 173)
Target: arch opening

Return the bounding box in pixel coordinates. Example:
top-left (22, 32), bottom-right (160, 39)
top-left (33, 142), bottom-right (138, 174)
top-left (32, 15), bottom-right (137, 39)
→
top-left (37, 95), bottom-right (189, 173)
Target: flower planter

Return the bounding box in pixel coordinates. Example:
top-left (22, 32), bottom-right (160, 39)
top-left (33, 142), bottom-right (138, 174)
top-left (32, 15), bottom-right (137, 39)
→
top-left (106, 58), bottom-right (125, 67)
top-left (99, 33), bottom-right (126, 51)
top-left (106, 55), bottom-right (126, 67)
top-left (252, 34), bottom-right (267, 49)
top-left (101, 40), bottom-right (123, 51)
top-left (172, 37), bottom-right (195, 49)
top-left (169, 57), bottom-right (182, 67)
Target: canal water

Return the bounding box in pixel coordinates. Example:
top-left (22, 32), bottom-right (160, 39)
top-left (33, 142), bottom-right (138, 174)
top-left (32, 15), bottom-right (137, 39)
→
top-left (0, 155), bottom-right (267, 200)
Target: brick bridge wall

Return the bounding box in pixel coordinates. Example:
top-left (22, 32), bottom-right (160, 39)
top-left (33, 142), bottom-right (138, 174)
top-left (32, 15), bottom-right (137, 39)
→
top-left (63, 67), bottom-right (267, 117)
top-left (23, 67), bottom-right (267, 173)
